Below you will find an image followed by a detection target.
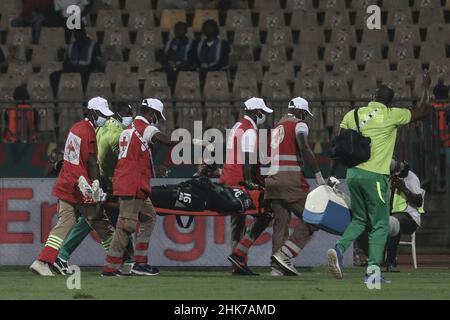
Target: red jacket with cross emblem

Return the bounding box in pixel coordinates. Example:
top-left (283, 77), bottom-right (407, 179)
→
top-left (113, 117), bottom-right (157, 199)
top-left (53, 120), bottom-right (98, 204)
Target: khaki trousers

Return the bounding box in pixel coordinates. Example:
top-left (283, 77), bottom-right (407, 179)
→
top-left (106, 197), bottom-right (157, 269)
top-left (49, 199), bottom-right (113, 243)
top-left (271, 196), bottom-right (315, 254)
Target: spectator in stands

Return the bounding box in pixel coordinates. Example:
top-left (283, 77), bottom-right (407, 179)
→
top-left (45, 0), bottom-right (93, 27)
top-left (51, 28), bottom-right (103, 94)
top-left (161, 22), bottom-right (196, 86)
top-left (11, 0), bottom-right (53, 43)
top-left (195, 19), bottom-right (230, 81)
top-left (2, 85), bottom-right (37, 143)
top-left (433, 79), bottom-right (449, 100)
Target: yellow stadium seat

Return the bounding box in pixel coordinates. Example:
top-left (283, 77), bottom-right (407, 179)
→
top-left (160, 9), bottom-right (187, 32)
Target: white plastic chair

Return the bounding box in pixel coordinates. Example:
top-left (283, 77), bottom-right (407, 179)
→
top-left (399, 232), bottom-right (417, 269)
top-left (398, 188), bottom-right (425, 269)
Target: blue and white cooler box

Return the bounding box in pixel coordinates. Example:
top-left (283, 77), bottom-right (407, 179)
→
top-left (303, 185), bottom-right (351, 235)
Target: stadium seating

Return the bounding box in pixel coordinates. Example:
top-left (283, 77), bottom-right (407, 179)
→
top-left (355, 44), bottom-right (382, 65)
top-left (0, 0), bottom-right (448, 141)
top-left (125, 0), bottom-right (152, 12)
top-left (96, 9), bottom-right (124, 30)
top-left (192, 10), bottom-right (220, 32)
top-left (127, 11), bottom-right (155, 31)
top-left (160, 9), bottom-right (187, 32)
top-left (174, 72), bottom-right (202, 132)
top-left (258, 10), bottom-right (285, 31)
top-left (225, 9), bottom-right (252, 30)
top-left (86, 73), bottom-right (113, 98)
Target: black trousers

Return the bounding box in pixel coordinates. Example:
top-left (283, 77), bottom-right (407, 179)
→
top-left (385, 213), bottom-right (419, 265)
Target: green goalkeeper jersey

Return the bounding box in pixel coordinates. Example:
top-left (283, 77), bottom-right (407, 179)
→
top-left (96, 117), bottom-right (123, 189)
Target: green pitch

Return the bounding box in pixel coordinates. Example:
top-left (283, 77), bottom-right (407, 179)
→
top-left (1, 267), bottom-right (449, 300)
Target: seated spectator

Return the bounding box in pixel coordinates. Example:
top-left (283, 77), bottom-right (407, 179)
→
top-left (51, 28), bottom-right (103, 94)
top-left (45, 0), bottom-right (93, 27)
top-left (2, 85), bottom-right (37, 143)
top-left (161, 22), bottom-right (196, 85)
top-left (195, 19), bottom-right (230, 81)
top-left (11, 0), bottom-right (53, 43)
top-left (64, 28), bottom-right (102, 71)
top-left (433, 78), bottom-right (449, 100)
top-left (386, 161), bottom-right (424, 272)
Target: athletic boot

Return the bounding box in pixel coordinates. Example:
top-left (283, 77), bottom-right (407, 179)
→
top-left (228, 254), bottom-right (259, 276)
top-left (327, 245), bottom-right (344, 279)
top-left (131, 264), bottom-right (160, 276)
top-left (30, 260), bottom-right (55, 277)
top-left (52, 257), bottom-right (69, 275)
top-left (271, 251), bottom-right (299, 276)
top-left (121, 261), bottom-right (135, 275)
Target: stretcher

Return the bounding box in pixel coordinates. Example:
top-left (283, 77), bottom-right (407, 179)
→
top-left (154, 190), bottom-right (264, 228)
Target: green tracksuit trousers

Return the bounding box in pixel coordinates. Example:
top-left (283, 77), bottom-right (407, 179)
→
top-left (337, 167), bottom-right (391, 267)
top-left (58, 206), bottom-right (134, 262)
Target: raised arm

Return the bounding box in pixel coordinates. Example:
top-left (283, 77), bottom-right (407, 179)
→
top-left (151, 132), bottom-right (179, 147)
top-left (410, 70), bottom-right (432, 123)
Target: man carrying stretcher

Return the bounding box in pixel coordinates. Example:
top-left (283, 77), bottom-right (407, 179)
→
top-left (223, 97), bottom-right (274, 276)
top-left (266, 97), bottom-right (327, 276)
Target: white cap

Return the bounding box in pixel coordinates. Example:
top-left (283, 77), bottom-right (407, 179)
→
top-left (244, 97), bottom-right (273, 113)
top-left (142, 98), bottom-right (166, 120)
top-left (288, 97), bottom-right (313, 116)
top-left (87, 97), bottom-right (114, 116)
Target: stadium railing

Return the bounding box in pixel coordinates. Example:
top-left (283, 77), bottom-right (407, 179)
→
top-left (0, 97), bottom-right (449, 194)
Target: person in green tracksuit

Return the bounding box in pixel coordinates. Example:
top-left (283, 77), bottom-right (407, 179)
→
top-left (52, 103), bottom-right (134, 274)
top-left (327, 71), bottom-right (432, 282)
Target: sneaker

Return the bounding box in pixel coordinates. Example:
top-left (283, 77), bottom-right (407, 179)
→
top-left (30, 260), bottom-right (55, 277)
top-left (131, 264), bottom-right (160, 276)
top-left (271, 251), bottom-right (299, 276)
top-left (121, 262), bottom-right (135, 275)
top-left (385, 263), bottom-right (400, 273)
top-left (101, 270), bottom-right (123, 277)
top-left (228, 254), bottom-right (259, 276)
top-left (327, 245), bottom-right (343, 279)
top-left (52, 257), bottom-right (69, 275)
top-left (270, 266), bottom-right (285, 276)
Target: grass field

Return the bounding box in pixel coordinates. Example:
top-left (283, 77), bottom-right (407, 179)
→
top-left (1, 266), bottom-right (450, 300)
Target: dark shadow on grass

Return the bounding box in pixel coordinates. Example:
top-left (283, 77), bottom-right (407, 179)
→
top-left (73, 292), bottom-right (95, 299)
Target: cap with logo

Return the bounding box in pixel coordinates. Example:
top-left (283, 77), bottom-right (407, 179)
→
top-left (244, 97), bottom-right (273, 113)
top-left (142, 98), bottom-right (166, 120)
top-left (288, 97), bottom-right (313, 116)
top-left (87, 97), bottom-right (114, 116)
